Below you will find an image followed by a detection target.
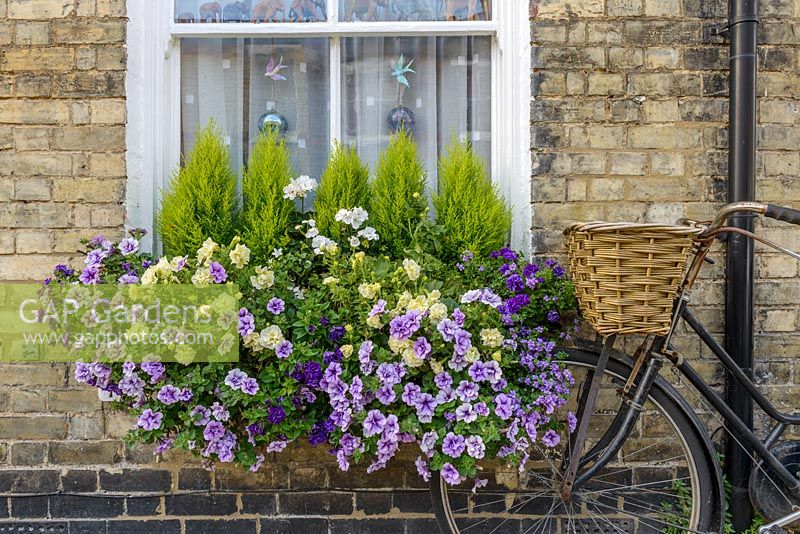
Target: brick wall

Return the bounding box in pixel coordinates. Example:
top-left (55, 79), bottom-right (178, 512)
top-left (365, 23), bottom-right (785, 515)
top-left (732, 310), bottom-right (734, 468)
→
top-left (530, 0), bottom-right (800, 428)
top-left (0, 0), bottom-right (127, 281)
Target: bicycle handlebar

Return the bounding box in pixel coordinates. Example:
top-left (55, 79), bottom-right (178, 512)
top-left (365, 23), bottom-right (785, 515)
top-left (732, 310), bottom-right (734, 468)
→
top-left (701, 201), bottom-right (767, 234)
top-left (765, 204), bottom-right (800, 226)
top-left (698, 201), bottom-right (800, 235)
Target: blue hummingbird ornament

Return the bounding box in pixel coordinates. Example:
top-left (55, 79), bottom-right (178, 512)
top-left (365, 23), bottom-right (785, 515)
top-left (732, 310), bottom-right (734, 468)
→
top-left (391, 55), bottom-right (415, 88)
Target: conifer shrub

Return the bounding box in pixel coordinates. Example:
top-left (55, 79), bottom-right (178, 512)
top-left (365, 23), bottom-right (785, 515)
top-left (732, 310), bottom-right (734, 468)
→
top-left (370, 130), bottom-right (428, 256)
top-left (157, 120), bottom-right (239, 256)
top-left (314, 142), bottom-right (371, 240)
top-left (433, 139), bottom-right (511, 260)
top-left (241, 130), bottom-right (295, 261)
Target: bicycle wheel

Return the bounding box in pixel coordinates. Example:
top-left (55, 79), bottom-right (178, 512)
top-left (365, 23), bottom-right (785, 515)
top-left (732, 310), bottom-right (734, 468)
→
top-left (430, 343), bottom-right (724, 534)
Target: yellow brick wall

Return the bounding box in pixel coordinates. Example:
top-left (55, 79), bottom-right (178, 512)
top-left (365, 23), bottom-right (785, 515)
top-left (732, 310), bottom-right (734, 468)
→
top-left (0, 0), bottom-right (127, 281)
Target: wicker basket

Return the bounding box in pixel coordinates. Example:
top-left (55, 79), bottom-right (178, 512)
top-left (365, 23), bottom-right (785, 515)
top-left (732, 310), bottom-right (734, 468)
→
top-left (564, 222), bottom-right (702, 336)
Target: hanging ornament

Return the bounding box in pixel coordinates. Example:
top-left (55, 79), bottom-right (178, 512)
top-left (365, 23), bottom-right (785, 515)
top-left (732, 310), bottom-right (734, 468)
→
top-left (260, 55), bottom-right (289, 136)
top-left (387, 54), bottom-right (417, 133)
top-left (258, 110), bottom-right (289, 135)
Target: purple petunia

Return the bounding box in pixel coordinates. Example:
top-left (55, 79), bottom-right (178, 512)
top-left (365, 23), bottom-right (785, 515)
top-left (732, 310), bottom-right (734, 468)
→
top-left (437, 319), bottom-right (459, 342)
top-left (455, 403), bottom-right (477, 423)
top-left (140, 362), bottom-right (165, 383)
top-left (568, 412), bottom-right (577, 433)
top-left (506, 274), bottom-right (525, 293)
top-left (453, 329), bottom-right (472, 356)
top-left (494, 393), bottom-right (515, 420)
top-left (542, 429), bottom-right (561, 447)
top-left (209, 262), bottom-right (227, 283)
top-left (442, 432), bottom-right (466, 458)
top-left (241, 377), bottom-right (259, 395)
top-left (441, 463), bottom-right (462, 485)
top-left (389, 311), bottom-right (422, 340)
top-left (483, 360), bottom-right (502, 384)
top-left (547, 310), bottom-right (560, 323)
top-left (369, 299), bottom-right (388, 317)
top-left (204, 421), bottom-right (226, 441)
top-left (268, 405), bottom-right (286, 424)
top-left (211, 401), bottom-right (230, 421)
top-left (491, 248), bottom-right (518, 261)
top-left (275, 340), bottom-right (293, 359)
top-left (402, 383), bottom-right (421, 406)
top-left (267, 439), bottom-right (288, 453)
top-left (156, 384), bottom-right (181, 404)
top-left (465, 435), bottom-right (486, 459)
top-left (238, 308), bottom-right (255, 336)
top-left (434, 372), bottom-right (452, 390)
top-left (363, 409), bottom-right (386, 437)
top-left (468, 361), bottom-right (488, 382)
top-left (413, 337), bottom-right (432, 359)
top-left (419, 430), bottom-right (438, 457)
top-left (54, 264), bottom-right (76, 277)
top-left (267, 297), bottom-right (285, 315)
top-left (329, 325), bottom-right (346, 342)
top-left (479, 289), bottom-right (503, 308)
top-left (456, 381), bottom-right (479, 403)
top-left (118, 273), bottom-right (139, 284)
top-left (137, 409), bottom-right (163, 431)
top-left (414, 393), bottom-right (437, 423)
top-left (416, 456), bottom-right (431, 482)
top-left (79, 266), bottom-right (100, 285)
top-left (225, 368), bottom-right (247, 389)
top-left (522, 263), bottom-right (539, 279)
top-left (119, 237), bottom-right (139, 256)
top-left (119, 373), bottom-right (145, 398)
top-left (376, 384), bottom-right (396, 405)
top-left (85, 248), bottom-right (108, 267)
top-left (190, 405), bottom-right (211, 426)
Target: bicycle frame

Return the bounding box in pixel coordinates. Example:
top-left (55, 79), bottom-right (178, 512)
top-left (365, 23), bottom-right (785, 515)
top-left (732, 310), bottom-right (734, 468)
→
top-left (566, 204), bottom-right (800, 502)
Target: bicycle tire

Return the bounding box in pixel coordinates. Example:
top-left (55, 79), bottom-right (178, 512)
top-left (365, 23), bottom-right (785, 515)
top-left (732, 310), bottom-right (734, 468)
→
top-left (430, 342), bottom-right (725, 534)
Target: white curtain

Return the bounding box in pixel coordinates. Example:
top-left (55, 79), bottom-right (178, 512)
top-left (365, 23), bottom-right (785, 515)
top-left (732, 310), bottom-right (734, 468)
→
top-left (180, 38), bottom-right (330, 179)
top-left (341, 36), bottom-right (491, 193)
top-left (180, 39), bottom-right (245, 172)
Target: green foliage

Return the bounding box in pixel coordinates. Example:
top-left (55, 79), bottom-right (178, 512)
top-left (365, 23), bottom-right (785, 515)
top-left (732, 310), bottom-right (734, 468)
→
top-left (433, 139), bottom-right (511, 262)
top-left (157, 120), bottom-right (238, 256)
top-left (241, 130), bottom-right (296, 261)
top-left (314, 142), bottom-right (371, 240)
top-left (659, 473), bottom-right (764, 534)
top-left (370, 130), bottom-right (428, 256)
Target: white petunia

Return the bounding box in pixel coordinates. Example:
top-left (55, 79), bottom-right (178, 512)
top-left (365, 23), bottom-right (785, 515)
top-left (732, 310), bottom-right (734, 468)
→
top-left (283, 175), bottom-right (317, 200)
top-left (357, 226), bottom-right (379, 241)
top-left (403, 259), bottom-right (421, 281)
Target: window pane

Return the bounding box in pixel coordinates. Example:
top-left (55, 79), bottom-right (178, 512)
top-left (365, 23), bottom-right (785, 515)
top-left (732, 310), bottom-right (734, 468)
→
top-left (175, 1), bottom-right (327, 23)
top-left (180, 38), bottom-right (330, 179)
top-left (341, 36), bottom-right (491, 192)
top-left (338, 0), bottom-right (491, 21)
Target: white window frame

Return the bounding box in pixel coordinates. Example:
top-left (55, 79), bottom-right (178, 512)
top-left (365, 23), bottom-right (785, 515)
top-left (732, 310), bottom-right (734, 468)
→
top-left (126, 0), bottom-right (531, 253)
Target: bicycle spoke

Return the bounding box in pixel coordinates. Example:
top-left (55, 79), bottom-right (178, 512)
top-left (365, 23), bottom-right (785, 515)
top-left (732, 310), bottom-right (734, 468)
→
top-left (436, 356), bottom-right (713, 533)
top-left (675, 368), bottom-right (797, 510)
top-left (582, 492), bottom-right (709, 534)
top-left (521, 495), bottom-right (562, 534)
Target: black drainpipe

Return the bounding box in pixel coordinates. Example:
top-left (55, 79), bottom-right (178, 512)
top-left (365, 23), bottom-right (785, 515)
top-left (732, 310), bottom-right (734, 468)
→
top-left (725, 0), bottom-right (759, 530)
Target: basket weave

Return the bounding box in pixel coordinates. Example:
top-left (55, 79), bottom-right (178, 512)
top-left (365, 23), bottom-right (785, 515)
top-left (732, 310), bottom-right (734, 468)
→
top-left (564, 222), bottom-right (702, 336)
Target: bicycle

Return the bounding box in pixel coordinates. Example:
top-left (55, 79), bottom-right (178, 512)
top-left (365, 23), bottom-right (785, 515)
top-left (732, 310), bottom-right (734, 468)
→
top-left (429, 201), bottom-right (800, 534)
